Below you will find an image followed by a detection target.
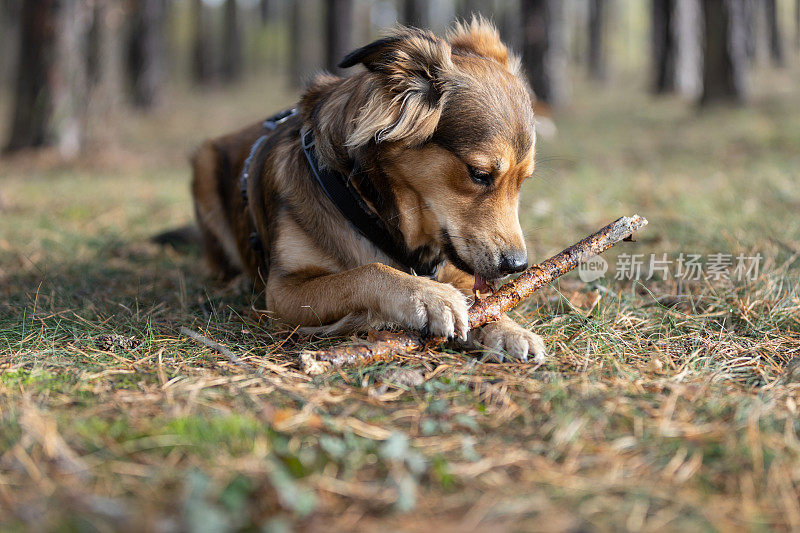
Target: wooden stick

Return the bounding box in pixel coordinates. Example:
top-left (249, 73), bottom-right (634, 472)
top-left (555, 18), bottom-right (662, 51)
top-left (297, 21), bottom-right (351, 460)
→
top-left (180, 326), bottom-right (249, 368)
top-left (300, 215), bottom-right (648, 375)
top-left (467, 214), bottom-right (648, 327)
top-left (180, 326), bottom-right (311, 405)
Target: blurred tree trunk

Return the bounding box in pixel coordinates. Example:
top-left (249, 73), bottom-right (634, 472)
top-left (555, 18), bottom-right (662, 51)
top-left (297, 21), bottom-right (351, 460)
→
top-left (764, 0), bottom-right (783, 66)
top-left (87, 1), bottom-right (124, 115)
top-left (260, 0), bottom-right (269, 24)
top-left (587, 0), bottom-right (607, 81)
top-left (654, 0), bottom-right (702, 98)
top-left (743, 0), bottom-right (757, 60)
top-left (458, 0), bottom-right (482, 20)
top-left (403, 0), bottom-right (429, 28)
top-left (5, 0), bottom-right (57, 153)
top-left (700, 0), bottom-right (748, 105)
top-left (673, 0), bottom-right (702, 98)
top-left (521, 0), bottom-right (568, 107)
top-left (289, 0), bottom-right (302, 86)
top-left (53, 0), bottom-right (90, 156)
top-left (427, 0), bottom-right (455, 34)
top-left (0, 0), bottom-right (20, 87)
top-left (221, 0), bottom-right (243, 81)
top-left (743, 0), bottom-right (783, 66)
top-left (5, 0), bottom-right (91, 156)
top-left (652, 0), bottom-right (676, 93)
top-left (567, 0), bottom-right (587, 65)
top-left (497, 0), bottom-right (522, 53)
top-left (191, 0), bottom-right (215, 85)
top-left (87, 4), bottom-right (102, 86)
top-left (289, 0), bottom-right (317, 87)
top-left (325, 0), bottom-right (353, 74)
top-left (796, 0), bottom-right (800, 54)
top-left (126, 0), bottom-right (165, 108)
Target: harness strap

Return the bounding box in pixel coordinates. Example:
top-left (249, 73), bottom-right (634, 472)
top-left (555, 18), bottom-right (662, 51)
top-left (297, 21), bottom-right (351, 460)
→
top-left (239, 108), bottom-right (298, 273)
top-left (300, 128), bottom-right (441, 278)
top-left (240, 108), bottom-right (297, 204)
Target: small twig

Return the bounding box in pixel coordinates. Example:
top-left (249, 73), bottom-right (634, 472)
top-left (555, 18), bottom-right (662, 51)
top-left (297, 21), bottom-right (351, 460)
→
top-left (180, 326), bottom-right (249, 368)
top-left (180, 326), bottom-right (311, 405)
top-left (300, 214), bottom-right (649, 374)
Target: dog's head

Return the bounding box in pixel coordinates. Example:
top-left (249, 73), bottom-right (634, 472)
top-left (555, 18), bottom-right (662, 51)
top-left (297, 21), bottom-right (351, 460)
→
top-left (337, 19), bottom-right (536, 283)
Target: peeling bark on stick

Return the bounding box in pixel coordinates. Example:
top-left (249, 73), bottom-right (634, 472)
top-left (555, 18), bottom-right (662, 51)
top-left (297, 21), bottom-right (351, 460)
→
top-left (300, 330), bottom-right (427, 376)
top-left (300, 215), bottom-right (648, 374)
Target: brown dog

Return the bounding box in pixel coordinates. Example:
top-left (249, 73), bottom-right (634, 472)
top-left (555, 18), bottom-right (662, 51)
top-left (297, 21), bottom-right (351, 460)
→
top-left (191, 19), bottom-right (545, 362)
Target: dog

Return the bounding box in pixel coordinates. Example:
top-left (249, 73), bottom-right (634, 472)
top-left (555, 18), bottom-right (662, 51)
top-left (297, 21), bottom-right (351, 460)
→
top-left (191, 19), bottom-right (546, 362)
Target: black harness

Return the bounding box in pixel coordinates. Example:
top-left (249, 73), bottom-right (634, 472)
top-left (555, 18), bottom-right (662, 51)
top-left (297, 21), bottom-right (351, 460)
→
top-left (238, 108), bottom-right (297, 271)
top-left (239, 108), bottom-right (442, 279)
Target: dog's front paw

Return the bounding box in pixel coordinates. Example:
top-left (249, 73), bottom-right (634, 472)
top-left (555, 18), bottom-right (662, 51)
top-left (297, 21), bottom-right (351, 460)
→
top-left (470, 316), bottom-right (546, 364)
top-left (385, 279), bottom-right (469, 340)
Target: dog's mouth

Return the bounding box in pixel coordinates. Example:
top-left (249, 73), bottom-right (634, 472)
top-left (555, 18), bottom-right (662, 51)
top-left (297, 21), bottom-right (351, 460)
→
top-left (441, 230), bottom-right (502, 295)
top-left (472, 274), bottom-right (499, 295)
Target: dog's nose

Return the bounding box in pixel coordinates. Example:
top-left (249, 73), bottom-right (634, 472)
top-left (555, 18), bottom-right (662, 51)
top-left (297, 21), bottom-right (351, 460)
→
top-left (499, 249), bottom-right (528, 274)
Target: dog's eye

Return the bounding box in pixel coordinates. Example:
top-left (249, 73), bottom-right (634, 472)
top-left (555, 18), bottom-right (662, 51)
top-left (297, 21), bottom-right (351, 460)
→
top-left (467, 165), bottom-right (493, 186)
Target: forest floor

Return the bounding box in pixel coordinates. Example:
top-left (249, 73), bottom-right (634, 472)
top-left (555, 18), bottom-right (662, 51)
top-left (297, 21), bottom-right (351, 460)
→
top-left (2, 66), bottom-right (800, 532)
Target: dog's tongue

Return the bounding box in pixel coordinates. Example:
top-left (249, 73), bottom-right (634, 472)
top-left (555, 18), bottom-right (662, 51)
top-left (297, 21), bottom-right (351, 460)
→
top-left (473, 274), bottom-right (491, 296)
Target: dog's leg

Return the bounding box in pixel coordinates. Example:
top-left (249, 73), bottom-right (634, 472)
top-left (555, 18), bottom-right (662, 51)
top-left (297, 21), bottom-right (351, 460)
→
top-left (437, 263), bottom-right (547, 363)
top-left (267, 263), bottom-right (470, 340)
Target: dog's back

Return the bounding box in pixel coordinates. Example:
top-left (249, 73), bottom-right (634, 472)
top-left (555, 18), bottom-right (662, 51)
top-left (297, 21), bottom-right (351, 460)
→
top-left (191, 121), bottom-right (273, 283)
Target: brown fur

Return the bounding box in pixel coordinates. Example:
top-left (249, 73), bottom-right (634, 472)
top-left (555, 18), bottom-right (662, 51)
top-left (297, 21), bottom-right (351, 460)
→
top-left (191, 19), bottom-right (546, 360)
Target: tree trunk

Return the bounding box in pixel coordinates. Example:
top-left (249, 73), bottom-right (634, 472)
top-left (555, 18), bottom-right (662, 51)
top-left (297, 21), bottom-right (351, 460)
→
top-left (325, 0), bottom-right (353, 75)
top-left (403, 0), bottom-right (429, 29)
top-left (86, 4), bottom-right (102, 86)
top-left (221, 0), bottom-right (243, 81)
top-left (428, 0), bottom-right (456, 34)
top-left (496, 0), bottom-right (522, 53)
top-left (652, 0), bottom-right (676, 93)
top-left (289, 0), bottom-right (302, 86)
top-left (587, 0), bottom-right (607, 81)
top-left (654, 0), bottom-right (703, 98)
top-left (289, 0), bottom-right (318, 87)
top-left (52, 0), bottom-right (91, 156)
top-left (86, 0), bottom-right (124, 121)
top-left (126, 0), bottom-right (166, 108)
top-left (700, 0), bottom-right (748, 105)
top-left (764, 0), bottom-right (784, 66)
top-left (796, 0), bottom-right (800, 54)
top-left (5, 0), bottom-right (58, 153)
top-left (0, 0), bottom-right (20, 87)
top-left (458, 0), bottom-right (482, 20)
top-left (4, 0), bottom-right (91, 156)
top-left (260, 0), bottom-right (269, 24)
top-left (672, 0), bottom-right (702, 98)
top-left (521, 0), bottom-right (568, 107)
top-left (191, 0), bottom-right (215, 85)
top-left (743, 0), bottom-right (757, 60)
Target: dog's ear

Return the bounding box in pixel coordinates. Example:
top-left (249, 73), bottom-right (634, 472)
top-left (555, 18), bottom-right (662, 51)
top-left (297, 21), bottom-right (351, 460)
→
top-left (342, 27), bottom-right (454, 148)
top-left (338, 35), bottom-right (404, 71)
top-left (447, 16), bottom-right (517, 72)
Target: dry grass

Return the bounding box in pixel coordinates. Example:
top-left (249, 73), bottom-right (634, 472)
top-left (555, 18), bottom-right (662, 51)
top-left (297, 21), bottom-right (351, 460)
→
top-left (2, 66), bottom-right (800, 532)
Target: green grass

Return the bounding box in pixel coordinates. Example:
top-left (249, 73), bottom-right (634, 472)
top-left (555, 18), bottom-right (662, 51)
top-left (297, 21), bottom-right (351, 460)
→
top-left (2, 66), bottom-right (800, 531)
